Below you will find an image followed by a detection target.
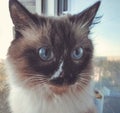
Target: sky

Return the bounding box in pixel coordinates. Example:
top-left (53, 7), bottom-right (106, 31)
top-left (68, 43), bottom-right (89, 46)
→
top-left (70, 0), bottom-right (120, 57)
top-left (0, 0), bottom-right (120, 59)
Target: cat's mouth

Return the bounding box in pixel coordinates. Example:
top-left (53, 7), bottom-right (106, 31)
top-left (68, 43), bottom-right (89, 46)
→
top-left (48, 73), bottom-right (78, 94)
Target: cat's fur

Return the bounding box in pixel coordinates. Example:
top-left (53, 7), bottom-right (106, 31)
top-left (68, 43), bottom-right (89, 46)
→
top-left (6, 0), bottom-right (101, 113)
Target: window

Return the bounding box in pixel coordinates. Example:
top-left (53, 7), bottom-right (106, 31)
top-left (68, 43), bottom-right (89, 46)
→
top-left (18, 0), bottom-right (68, 16)
top-left (41, 0), bottom-right (46, 14)
top-left (57, 0), bottom-right (68, 15)
top-left (19, 0), bottom-right (36, 13)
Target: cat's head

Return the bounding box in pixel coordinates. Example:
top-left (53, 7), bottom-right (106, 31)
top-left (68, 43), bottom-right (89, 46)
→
top-left (8, 0), bottom-right (100, 90)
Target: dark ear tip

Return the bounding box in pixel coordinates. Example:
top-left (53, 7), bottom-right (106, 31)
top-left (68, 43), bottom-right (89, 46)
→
top-left (97, 1), bottom-right (101, 5)
top-left (9, 0), bottom-right (20, 8)
top-left (9, 0), bottom-right (17, 5)
top-left (93, 1), bottom-right (101, 8)
top-left (9, 0), bottom-right (16, 8)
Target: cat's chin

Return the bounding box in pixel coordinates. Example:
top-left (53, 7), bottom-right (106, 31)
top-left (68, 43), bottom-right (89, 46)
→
top-left (49, 85), bottom-right (69, 95)
top-left (48, 81), bottom-right (79, 95)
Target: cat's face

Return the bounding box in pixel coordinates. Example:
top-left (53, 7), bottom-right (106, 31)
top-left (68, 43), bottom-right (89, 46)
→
top-left (8, 0), bottom-right (100, 89)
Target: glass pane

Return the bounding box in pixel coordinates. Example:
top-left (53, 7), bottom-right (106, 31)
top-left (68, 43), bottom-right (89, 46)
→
top-left (18, 0), bottom-right (36, 13)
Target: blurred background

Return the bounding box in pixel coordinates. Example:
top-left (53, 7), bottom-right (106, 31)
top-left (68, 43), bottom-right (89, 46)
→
top-left (0, 0), bottom-right (120, 113)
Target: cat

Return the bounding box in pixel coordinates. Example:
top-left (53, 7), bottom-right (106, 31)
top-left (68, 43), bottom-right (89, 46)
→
top-left (6, 0), bottom-right (101, 113)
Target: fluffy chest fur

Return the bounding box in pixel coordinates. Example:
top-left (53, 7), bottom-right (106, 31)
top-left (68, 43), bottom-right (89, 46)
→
top-left (9, 83), bottom-right (95, 113)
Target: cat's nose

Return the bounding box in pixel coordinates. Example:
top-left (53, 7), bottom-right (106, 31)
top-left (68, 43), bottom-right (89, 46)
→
top-left (49, 73), bottom-right (77, 86)
top-left (49, 76), bottom-right (64, 86)
top-left (59, 71), bottom-right (64, 78)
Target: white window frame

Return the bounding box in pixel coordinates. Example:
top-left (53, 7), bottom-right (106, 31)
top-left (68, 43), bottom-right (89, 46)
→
top-left (19, 0), bottom-right (72, 16)
top-left (36, 0), bottom-right (57, 16)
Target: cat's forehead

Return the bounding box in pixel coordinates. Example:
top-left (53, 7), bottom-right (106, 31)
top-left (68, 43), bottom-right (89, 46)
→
top-left (20, 15), bottom-right (90, 50)
top-left (37, 16), bottom-right (88, 43)
top-left (42, 17), bottom-right (71, 35)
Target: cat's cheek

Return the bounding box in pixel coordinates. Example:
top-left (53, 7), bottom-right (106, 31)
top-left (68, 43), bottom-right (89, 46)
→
top-left (5, 58), bottom-right (22, 87)
top-left (6, 57), bottom-right (31, 87)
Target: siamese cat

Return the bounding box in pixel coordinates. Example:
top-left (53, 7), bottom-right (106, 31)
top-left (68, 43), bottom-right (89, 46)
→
top-left (6, 0), bottom-right (101, 113)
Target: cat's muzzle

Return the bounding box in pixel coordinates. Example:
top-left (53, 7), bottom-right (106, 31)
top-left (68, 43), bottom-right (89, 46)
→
top-left (49, 72), bottom-right (77, 86)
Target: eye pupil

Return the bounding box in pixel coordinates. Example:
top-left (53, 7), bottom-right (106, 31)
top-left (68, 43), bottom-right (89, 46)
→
top-left (71, 47), bottom-right (83, 60)
top-left (39, 47), bottom-right (54, 61)
top-left (44, 49), bottom-right (49, 57)
top-left (75, 49), bottom-right (80, 55)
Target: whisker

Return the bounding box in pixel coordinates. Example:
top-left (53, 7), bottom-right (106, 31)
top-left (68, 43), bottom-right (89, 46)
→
top-left (79, 72), bottom-right (93, 75)
top-left (79, 77), bottom-right (91, 81)
top-left (79, 72), bottom-right (90, 74)
top-left (80, 81), bottom-right (90, 85)
top-left (79, 78), bottom-right (89, 84)
top-left (77, 77), bottom-right (91, 82)
top-left (28, 77), bottom-right (48, 83)
top-left (76, 83), bottom-right (94, 98)
top-left (29, 80), bottom-right (48, 84)
top-left (28, 76), bottom-right (47, 80)
top-left (23, 78), bottom-right (48, 87)
top-left (21, 72), bottom-right (48, 78)
top-left (79, 75), bottom-right (92, 77)
top-left (79, 72), bottom-right (91, 74)
top-left (24, 76), bottom-right (46, 81)
top-left (31, 80), bottom-right (48, 84)
top-left (22, 73), bottom-right (49, 86)
top-left (79, 73), bottom-right (93, 77)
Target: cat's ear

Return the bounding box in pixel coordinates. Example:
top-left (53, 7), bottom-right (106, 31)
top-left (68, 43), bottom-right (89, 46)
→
top-left (9, 0), bottom-right (35, 29)
top-left (69, 1), bottom-right (101, 27)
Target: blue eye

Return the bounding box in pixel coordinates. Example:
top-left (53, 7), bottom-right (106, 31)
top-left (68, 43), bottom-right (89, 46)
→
top-left (39, 47), bottom-right (54, 61)
top-left (71, 47), bottom-right (83, 60)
